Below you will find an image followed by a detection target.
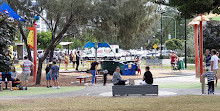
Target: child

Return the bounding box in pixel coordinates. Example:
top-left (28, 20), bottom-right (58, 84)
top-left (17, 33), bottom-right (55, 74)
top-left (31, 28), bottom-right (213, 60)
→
top-left (51, 61), bottom-right (60, 89)
top-left (202, 69), bottom-right (216, 94)
top-left (45, 62), bottom-right (52, 88)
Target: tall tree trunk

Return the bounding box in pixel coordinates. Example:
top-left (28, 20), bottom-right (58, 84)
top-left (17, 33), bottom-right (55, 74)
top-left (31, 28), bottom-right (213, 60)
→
top-left (36, 58), bottom-right (43, 85)
top-left (35, 14), bottom-right (73, 85)
top-left (49, 47), bottom-right (54, 62)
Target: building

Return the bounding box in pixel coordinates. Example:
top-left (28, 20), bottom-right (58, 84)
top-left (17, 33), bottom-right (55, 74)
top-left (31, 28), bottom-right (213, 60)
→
top-left (31, 0), bottom-right (48, 32)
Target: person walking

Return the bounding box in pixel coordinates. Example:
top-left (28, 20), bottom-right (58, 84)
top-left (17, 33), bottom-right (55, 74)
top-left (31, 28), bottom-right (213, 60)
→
top-left (90, 61), bottom-right (100, 85)
top-left (76, 51), bottom-right (80, 71)
top-left (204, 49), bottom-right (212, 70)
top-left (51, 61), bottom-right (60, 89)
top-left (20, 56), bottom-right (34, 90)
top-left (169, 51), bottom-right (178, 70)
top-left (64, 53), bottom-right (69, 70)
top-left (211, 49), bottom-right (219, 86)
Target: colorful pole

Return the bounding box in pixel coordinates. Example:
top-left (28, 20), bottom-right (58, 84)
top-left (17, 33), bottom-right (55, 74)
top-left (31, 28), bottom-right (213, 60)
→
top-left (194, 24), bottom-right (199, 77)
top-left (33, 22), bottom-right (37, 82)
top-left (199, 14), bottom-right (203, 79)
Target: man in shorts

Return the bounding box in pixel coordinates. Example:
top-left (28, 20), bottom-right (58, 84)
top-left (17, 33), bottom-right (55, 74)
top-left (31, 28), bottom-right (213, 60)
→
top-left (51, 61), bottom-right (60, 89)
top-left (211, 49), bottom-right (219, 86)
top-left (20, 56), bottom-right (34, 90)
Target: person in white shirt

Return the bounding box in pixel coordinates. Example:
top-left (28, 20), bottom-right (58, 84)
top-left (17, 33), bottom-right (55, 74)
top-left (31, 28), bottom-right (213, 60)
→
top-left (211, 49), bottom-right (218, 86)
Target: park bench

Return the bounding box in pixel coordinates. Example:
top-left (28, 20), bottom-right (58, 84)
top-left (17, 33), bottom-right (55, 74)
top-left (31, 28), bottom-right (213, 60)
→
top-left (76, 76), bottom-right (91, 84)
top-left (112, 85), bottom-right (158, 96)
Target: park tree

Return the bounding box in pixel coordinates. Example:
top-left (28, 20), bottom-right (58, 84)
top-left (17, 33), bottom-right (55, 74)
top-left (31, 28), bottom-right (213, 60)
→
top-left (0, 13), bottom-right (16, 72)
top-left (91, 0), bottom-right (159, 49)
top-left (30, 0), bottom-right (92, 84)
top-left (164, 39), bottom-right (183, 51)
top-left (203, 21), bottom-right (220, 50)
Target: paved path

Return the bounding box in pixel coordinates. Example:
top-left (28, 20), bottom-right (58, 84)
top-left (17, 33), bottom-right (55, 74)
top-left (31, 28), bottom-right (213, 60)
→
top-left (1, 73), bottom-right (219, 100)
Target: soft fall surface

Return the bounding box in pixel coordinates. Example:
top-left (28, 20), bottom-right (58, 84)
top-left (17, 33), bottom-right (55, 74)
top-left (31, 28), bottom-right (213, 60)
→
top-left (0, 86), bottom-right (84, 96)
top-left (1, 95), bottom-right (220, 111)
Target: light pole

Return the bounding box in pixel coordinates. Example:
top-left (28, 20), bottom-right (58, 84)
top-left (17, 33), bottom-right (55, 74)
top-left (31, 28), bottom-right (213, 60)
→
top-left (163, 16), bottom-right (176, 39)
top-left (160, 12), bottom-right (165, 57)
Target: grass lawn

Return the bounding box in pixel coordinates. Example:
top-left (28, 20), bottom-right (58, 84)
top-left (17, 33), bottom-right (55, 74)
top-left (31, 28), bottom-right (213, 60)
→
top-left (1, 95), bottom-right (220, 111)
top-left (0, 86), bottom-right (84, 96)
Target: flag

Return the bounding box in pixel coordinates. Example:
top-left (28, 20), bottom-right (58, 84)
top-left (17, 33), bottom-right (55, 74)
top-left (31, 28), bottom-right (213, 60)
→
top-left (27, 26), bottom-right (34, 49)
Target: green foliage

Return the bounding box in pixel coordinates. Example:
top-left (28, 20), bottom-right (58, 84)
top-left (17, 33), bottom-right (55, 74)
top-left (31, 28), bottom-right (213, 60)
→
top-left (165, 39), bottom-right (183, 50)
top-left (91, 0), bottom-right (159, 49)
top-left (55, 45), bottom-right (63, 50)
top-left (0, 14), bottom-right (16, 72)
top-left (203, 21), bottom-right (220, 50)
top-left (168, 0), bottom-right (220, 18)
top-left (37, 31), bottom-right (52, 49)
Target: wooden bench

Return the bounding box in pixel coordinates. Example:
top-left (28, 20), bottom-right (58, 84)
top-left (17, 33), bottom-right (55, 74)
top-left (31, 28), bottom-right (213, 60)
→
top-left (112, 85), bottom-right (158, 96)
top-left (76, 76), bottom-right (91, 84)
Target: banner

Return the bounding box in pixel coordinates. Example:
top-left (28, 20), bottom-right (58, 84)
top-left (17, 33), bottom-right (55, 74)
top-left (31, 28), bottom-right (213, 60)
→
top-left (27, 27), bottom-right (34, 49)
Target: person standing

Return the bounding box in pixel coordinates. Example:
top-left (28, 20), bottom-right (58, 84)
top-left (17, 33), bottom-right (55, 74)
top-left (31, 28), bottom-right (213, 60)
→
top-left (202, 69), bottom-right (216, 94)
top-left (211, 49), bottom-right (218, 86)
top-left (20, 56), bottom-right (34, 90)
top-left (72, 52), bottom-right (76, 69)
top-left (112, 66), bottom-right (126, 85)
top-left (51, 61), bottom-right (60, 89)
top-left (135, 58), bottom-right (141, 75)
top-left (169, 51), bottom-right (178, 70)
top-left (141, 66), bottom-right (153, 85)
top-left (90, 61), bottom-right (100, 85)
top-left (204, 49), bottom-right (212, 70)
top-left (64, 53), bottom-right (69, 70)
top-left (76, 51), bottom-right (80, 71)
top-left (45, 62), bottom-right (52, 88)
top-left (69, 52), bottom-right (73, 68)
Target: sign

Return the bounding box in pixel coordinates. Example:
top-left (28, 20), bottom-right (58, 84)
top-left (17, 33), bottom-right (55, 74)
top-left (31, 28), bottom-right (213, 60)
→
top-left (153, 44), bottom-right (158, 49)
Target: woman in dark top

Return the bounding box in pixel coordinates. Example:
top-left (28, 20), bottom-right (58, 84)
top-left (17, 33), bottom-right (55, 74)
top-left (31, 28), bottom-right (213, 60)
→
top-left (141, 66), bottom-right (153, 85)
top-left (90, 61), bottom-right (100, 85)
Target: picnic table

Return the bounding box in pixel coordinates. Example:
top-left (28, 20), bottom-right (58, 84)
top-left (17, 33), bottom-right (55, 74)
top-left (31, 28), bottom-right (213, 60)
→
top-left (76, 76), bottom-right (91, 84)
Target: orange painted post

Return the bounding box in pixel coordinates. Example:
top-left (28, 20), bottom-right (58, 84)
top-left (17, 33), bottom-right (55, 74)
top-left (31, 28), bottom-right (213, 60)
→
top-left (33, 22), bottom-right (37, 82)
top-left (199, 14), bottom-right (203, 79)
top-left (194, 24), bottom-right (199, 77)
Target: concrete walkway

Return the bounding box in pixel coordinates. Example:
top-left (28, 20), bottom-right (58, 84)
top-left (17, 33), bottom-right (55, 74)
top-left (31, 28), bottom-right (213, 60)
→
top-left (1, 72), bottom-right (219, 100)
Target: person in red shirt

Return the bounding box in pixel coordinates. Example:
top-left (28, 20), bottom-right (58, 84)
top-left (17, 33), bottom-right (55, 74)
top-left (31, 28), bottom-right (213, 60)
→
top-left (169, 51), bottom-right (178, 70)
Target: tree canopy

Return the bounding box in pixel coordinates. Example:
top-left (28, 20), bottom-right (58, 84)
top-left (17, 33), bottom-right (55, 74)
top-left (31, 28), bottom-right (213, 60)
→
top-left (0, 14), bottom-right (16, 72)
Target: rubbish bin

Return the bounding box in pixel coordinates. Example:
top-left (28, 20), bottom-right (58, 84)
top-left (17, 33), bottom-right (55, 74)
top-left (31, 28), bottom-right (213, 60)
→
top-left (101, 61), bottom-right (124, 74)
top-left (122, 63), bottom-right (136, 75)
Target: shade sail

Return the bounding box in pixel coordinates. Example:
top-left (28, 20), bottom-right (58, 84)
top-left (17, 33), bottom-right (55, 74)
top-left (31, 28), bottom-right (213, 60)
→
top-left (83, 42), bottom-right (111, 48)
top-left (83, 41), bottom-right (95, 48)
top-left (98, 42), bottom-right (111, 48)
top-left (0, 0), bottom-right (25, 21)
